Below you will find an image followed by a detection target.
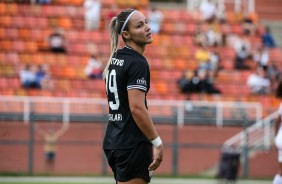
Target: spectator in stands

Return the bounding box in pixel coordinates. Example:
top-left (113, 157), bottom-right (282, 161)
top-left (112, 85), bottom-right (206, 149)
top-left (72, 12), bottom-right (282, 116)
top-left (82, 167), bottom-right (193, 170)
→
top-left (193, 23), bottom-right (207, 47)
top-left (48, 28), bottom-right (67, 53)
top-left (266, 63), bottom-right (282, 92)
top-left (19, 64), bottom-right (40, 89)
top-left (36, 123), bottom-right (69, 173)
top-left (35, 64), bottom-right (53, 90)
top-left (274, 80), bottom-right (282, 184)
top-left (178, 69), bottom-right (220, 95)
top-left (205, 27), bottom-right (222, 47)
top-left (247, 66), bottom-right (271, 95)
top-left (208, 49), bottom-right (221, 80)
top-left (241, 13), bottom-right (257, 36)
top-left (36, 0), bottom-right (51, 4)
top-left (84, 54), bottom-right (103, 79)
top-left (261, 26), bottom-right (276, 48)
top-left (147, 7), bottom-right (163, 34)
top-left (199, 0), bottom-right (217, 23)
top-left (83, 0), bottom-right (101, 31)
top-left (195, 45), bottom-right (210, 70)
top-left (234, 42), bottom-right (252, 70)
top-left (253, 46), bottom-right (269, 67)
top-left (197, 69), bottom-right (221, 94)
top-left (177, 70), bottom-right (196, 95)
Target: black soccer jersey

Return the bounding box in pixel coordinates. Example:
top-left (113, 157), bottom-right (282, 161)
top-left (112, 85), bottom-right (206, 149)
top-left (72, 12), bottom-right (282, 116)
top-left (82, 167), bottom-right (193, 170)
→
top-left (103, 46), bottom-right (151, 149)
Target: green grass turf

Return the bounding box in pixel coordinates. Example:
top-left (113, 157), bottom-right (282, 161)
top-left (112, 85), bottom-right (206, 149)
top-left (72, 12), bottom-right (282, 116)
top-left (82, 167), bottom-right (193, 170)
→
top-left (0, 183), bottom-right (110, 184)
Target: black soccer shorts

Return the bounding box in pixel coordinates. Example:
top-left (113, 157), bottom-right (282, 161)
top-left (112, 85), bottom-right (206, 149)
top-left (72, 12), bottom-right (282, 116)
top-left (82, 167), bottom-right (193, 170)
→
top-left (104, 142), bottom-right (153, 183)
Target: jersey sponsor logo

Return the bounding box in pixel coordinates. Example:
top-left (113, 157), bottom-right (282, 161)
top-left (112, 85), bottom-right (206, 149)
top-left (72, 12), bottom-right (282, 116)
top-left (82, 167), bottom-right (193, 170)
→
top-left (111, 58), bottom-right (124, 66)
top-left (137, 78), bottom-right (147, 86)
top-left (109, 113), bottom-right (122, 121)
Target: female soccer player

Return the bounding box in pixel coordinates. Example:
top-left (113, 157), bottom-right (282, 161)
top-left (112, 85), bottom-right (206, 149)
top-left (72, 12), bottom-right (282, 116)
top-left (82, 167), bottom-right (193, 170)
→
top-left (102, 9), bottom-right (164, 184)
top-left (274, 81), bottom-right (282, 184)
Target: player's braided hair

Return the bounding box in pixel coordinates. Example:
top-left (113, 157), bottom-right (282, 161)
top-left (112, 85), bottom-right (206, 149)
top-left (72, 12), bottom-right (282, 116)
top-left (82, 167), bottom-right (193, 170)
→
top-left (102, 9), bottom-right (136, 79)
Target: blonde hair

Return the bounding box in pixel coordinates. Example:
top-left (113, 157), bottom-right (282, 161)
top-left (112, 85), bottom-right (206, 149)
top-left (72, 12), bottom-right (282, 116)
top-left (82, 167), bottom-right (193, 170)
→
top-left (102, 17), bottom-right (119, 78)
top-left (102, 9), bottom-right (136, 79)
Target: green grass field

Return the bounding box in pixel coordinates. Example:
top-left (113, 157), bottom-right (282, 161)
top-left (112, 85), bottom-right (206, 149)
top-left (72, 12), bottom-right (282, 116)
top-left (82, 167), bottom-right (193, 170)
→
top-left (0, 176), bottom-right (273, 184)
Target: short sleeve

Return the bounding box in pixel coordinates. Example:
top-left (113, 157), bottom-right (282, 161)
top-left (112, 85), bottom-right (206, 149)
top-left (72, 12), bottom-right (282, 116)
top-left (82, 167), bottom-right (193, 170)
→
top-left (127, 60), bottom-right (149, 92)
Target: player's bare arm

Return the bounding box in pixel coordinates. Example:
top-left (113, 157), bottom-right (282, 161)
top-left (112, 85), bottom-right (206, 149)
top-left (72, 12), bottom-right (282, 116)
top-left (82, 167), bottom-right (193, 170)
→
top-left (128, 89), bottom-right (163, 171)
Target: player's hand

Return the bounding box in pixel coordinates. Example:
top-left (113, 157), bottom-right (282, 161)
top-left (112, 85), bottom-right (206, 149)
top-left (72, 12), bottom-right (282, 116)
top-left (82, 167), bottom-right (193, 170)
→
top-left (148, 144), bottom-right (163, 171)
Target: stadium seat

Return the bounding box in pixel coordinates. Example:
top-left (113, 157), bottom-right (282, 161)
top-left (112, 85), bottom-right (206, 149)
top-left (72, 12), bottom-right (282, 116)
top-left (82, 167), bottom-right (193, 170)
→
top-left (0, 16), bottom-right (12, 27)
top-left (6, 3), bottom-right (18, 15)
top-left (6, 52), bottom-right (19, 65)
top-left (18, 28), bottom-right (30, 39)
top-left (0, 3), bottom-right (6, 15)
top-left (0, 40), bottom-right (12, 51)
top-left (59, 17), bottom-right (72, 29)
top-left (0, 28), bottom-right (4, 39)
top-left (6, 28), bottom-right (18, 40)
top-left (13, 40), bottom-right (25, 53)
top-left (36, 17), bottom-right (49, 29)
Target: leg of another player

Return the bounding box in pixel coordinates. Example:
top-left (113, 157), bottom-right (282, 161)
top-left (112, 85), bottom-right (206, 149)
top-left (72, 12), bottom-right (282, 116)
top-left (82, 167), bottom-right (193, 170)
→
top-left (273, 162), bottom-right (282, 184)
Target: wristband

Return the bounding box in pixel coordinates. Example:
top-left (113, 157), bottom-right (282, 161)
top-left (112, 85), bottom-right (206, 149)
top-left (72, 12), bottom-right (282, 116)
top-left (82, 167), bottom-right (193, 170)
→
top-left (151, 136), bottom-right (162, 148)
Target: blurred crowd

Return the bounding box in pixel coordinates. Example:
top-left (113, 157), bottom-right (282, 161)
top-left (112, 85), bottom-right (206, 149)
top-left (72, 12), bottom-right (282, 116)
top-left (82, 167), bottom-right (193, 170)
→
top-left (10, 0), bottom-right (281, 98)
top-left (176, 0), bottom-right (280, 97)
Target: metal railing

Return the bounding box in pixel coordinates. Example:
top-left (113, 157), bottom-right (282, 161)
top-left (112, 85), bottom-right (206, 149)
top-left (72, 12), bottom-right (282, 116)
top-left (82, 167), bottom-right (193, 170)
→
top-left (0, 96), bottom-right (262, 127)
top-left (223, 110), bottom-right (278, 151)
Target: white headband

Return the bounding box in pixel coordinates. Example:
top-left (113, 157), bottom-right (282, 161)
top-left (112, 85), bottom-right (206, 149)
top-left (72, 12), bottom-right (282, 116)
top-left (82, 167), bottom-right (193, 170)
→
top-left (119, 10), bottom-right (136, 34)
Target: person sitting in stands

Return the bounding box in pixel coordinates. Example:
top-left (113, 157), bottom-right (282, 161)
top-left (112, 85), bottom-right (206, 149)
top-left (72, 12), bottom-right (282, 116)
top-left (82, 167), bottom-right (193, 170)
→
top-left (247, 66), bottom-right (271, 95)
top-left (261, 26), bottom-right (276, 48)
top-left (48, 28), bottom-right (67, 53)
top-left (19, 64), bottom-right (40, 89)
top-left (84, 54), bottom-right (103, 79)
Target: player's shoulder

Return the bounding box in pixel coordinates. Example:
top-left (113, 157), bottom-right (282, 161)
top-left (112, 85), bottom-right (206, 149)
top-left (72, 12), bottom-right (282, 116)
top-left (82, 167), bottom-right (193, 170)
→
top-left (113, 47), bottom-right (146, 70)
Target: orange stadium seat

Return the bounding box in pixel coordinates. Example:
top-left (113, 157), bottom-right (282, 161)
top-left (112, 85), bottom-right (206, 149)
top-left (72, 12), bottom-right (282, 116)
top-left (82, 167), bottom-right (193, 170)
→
top-left (32, 53), bottom-right (44, 65)
top-left (25, 17), bottom-right (37, 28)
top-left (25, 41), bottom-right (38, 53)
top-left (0, 88), bottom-right (15, 96)
top-left (18, 28), bottom-right (30, 39)
top-left (173, 58), bottom-right (187, 70)
top-left (0, 40), bottom-right (12, 51)
top-left (13, 40), bottom-right (25, 53)
top-left (59, 17), bottom-right (72, 29)
top-left (0, 52), bottom-right (5, 63)
top-left (0, 28), bottom-right (4, 39)
top-left (6, 52), bottom-right (19, 64)
top-left (19, 53), bottom-right (32, 64)
top-left (12, 16), bottom-right (25, 28)
top-left (15, 89), bottom-right (27, 96)
top-left (155, 81), bottom-right (168, 95)
top-left (6, 28), bottom-right (18, 40)
top-left (6, 3), bottom-right (18, 15)
top-left (36, 17), bottom-right (49, 28)
top-left (30, 29), bottom-right (44, 41)
top-left (0, 3), bottom-right (6, 15)
top-left (48, 17), bottom-right (59, 28)
top-left (0, 16), bottom-right (12, 27)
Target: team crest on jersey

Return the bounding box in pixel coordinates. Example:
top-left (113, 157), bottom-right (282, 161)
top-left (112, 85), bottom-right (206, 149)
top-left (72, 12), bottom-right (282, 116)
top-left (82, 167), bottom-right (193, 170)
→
top-left (137, 78), bottom-right (147, 86)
